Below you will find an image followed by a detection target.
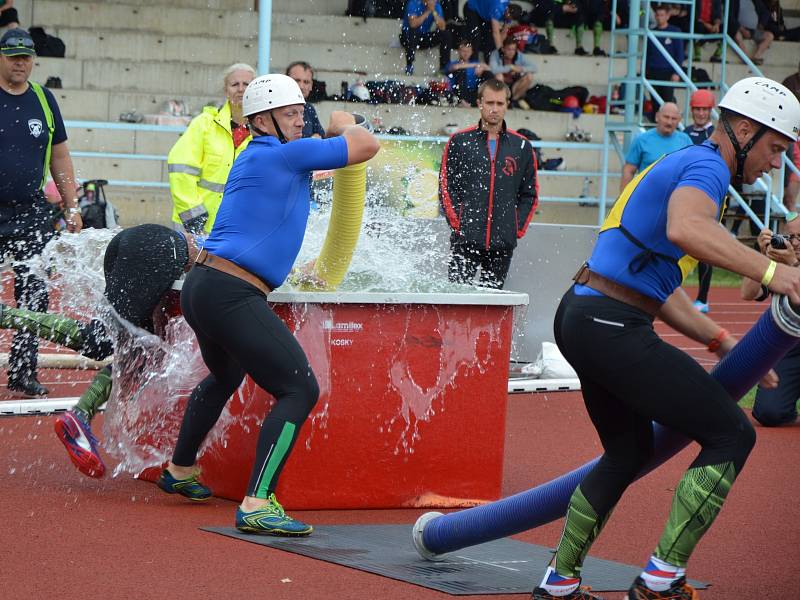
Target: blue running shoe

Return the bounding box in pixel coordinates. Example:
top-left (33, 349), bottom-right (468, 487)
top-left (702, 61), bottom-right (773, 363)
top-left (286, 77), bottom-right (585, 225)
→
top-left (692, 300), bottom-right (709, 314)
top-left (235, 493), bottom-right (313, 536)
top-left (156, 468), bottom-right (212, 502)
top-left (54, 409), bottom-right (105, 478)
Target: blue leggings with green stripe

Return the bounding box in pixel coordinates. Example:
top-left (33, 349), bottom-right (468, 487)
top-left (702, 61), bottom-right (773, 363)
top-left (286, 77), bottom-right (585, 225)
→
top-left (172, 265), bottom-right (319, 498)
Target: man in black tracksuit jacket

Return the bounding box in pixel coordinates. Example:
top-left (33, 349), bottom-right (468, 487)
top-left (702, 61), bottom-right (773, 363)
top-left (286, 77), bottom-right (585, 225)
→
top-left (439, 79), bottom-right (538, 288)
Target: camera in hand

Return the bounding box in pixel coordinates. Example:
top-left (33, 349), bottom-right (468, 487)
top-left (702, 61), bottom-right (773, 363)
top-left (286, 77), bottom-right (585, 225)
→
top-left (770, 234), bottom-right (788, 249)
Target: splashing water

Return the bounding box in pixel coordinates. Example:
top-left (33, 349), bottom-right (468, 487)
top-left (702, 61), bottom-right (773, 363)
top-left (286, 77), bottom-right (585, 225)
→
top-left (22, 229), bottom-right (246, 475)
top-left (19, 185), bottom-right (517, 472)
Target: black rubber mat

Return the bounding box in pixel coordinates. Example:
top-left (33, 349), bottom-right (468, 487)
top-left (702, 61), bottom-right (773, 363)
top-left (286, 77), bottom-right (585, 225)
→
top-left (202, 524), bottom-right (707, 595)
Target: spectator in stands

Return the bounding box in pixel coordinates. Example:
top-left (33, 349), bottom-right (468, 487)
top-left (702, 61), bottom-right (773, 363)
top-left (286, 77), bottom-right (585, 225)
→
top-left (735, 0), bottom-right (774, 65)
top-left (782, 61), bottom-right (800, 103)
top-left (764, 0), bottom-right (800, 41)
top-left (555, 0), bottom-right (609, 56)
top-left (445, 38), bottom-right (491, 106)
top-left (439, 79), bottom-right (538, 289)
top-left (693, 0), bottom-right (723, 62)
top-left (522, 0), bottom-right (574, 54)
top-left (687, 89), bottom-right (717, 314)
top-left (645, 4), bottom-right (685, 110)
top-left (400, 0), bottom-right (453, 75)
top-left (687, 88), bottom-right (715, 144)
top-left (286, 61), bottom-right (325, 138)
top-left (779, 65), bottom-right (800, 209)
top-left (489, 37), bottom-right (536, 107)
top-left (167, 63), bottom-right (255, 236)
top-left (464, 0), bottom-right (510, 60)
top-left (785, 143), bottom-right (800, 211)
top-left (741, 216), bottom-right (800, 426)
top-left (0, 1), bottom-right (19, 30)
top-left (620, 102), bottom-right (692, 191)
top-left (0, 28), bottom-right (82, 397)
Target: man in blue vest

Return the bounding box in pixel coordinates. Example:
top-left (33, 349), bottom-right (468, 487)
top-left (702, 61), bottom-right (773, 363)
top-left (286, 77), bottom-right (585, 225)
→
top-left (0, 28), bottom-right (82, 397)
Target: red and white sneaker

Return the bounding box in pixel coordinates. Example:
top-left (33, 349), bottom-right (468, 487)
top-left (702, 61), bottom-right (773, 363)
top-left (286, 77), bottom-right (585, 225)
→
top-left (54, 410), bottom-right (105, 478)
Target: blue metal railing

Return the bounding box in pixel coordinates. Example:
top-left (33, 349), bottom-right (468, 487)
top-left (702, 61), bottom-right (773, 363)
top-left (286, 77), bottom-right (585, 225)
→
top-left (601, 0), bottom-right (793, 229)
top-left (64, 120), bottom-right (618, 205)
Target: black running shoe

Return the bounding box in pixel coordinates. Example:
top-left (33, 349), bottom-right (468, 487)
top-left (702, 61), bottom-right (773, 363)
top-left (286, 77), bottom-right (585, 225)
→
top-left (625, 576), bottom-right (698, 599)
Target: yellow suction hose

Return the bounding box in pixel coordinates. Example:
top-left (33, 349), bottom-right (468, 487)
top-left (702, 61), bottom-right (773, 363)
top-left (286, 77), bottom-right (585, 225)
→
top-left (301, 160), bottom-right (368, 291)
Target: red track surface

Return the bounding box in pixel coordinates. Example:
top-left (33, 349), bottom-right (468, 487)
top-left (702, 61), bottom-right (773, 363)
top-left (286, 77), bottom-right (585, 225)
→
top-left (1, 287), bottom-right (799, 599)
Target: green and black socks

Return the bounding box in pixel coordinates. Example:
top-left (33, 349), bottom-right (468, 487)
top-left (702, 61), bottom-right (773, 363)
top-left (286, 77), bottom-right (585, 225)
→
top-left (74, 365), bottom-right (113, 421)
top-left (1, 305), bottom-right (86, 351)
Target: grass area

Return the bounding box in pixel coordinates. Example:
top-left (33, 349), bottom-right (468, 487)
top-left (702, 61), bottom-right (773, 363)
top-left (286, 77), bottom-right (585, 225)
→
top-left (684, 267), bottom-right (743, 288)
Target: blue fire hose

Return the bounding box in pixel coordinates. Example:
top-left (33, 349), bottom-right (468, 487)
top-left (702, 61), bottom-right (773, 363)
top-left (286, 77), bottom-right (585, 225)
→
top-left (413, 295), bottom-right (800, 559)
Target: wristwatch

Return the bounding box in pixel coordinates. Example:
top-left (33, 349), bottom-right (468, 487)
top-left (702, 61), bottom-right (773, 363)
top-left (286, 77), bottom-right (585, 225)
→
top-left (67, 207), bottom-right (81, 216)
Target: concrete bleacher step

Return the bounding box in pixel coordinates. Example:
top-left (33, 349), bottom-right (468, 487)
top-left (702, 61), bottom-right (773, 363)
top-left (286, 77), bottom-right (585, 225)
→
top-left (31, 0), bottom-right (256, 37)
top-left (102, 0), bottom-right (252, 8)
top-left (105, 185), bottom-right (173, 227)
top-left (71, 154), bottom-right (167, 184)
top-left (54, 28), bottom-right (258, 66)
top-left (67, 123), bottom-right (181, 155)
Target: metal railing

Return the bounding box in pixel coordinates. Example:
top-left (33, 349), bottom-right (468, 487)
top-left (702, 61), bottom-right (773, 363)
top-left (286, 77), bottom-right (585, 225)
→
top-left (64, 119), bottom-right (618, 204)
top-left (601, 0), bottom-right (793, 230)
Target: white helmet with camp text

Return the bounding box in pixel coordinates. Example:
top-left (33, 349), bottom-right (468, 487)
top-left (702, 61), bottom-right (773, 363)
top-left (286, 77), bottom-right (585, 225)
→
top-left (718, 77), bottom-right (800, 141)
top-left (242, 74), bottom-right (305, 117)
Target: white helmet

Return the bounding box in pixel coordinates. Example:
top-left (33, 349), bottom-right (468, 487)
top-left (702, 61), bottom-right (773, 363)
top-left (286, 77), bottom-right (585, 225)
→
top-left (719, 77), bottom-right (800, 141)
top-left (242, 74), bottom-right (305, 117)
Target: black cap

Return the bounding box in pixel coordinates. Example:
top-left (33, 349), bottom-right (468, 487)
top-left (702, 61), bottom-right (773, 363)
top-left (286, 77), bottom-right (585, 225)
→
top-left (0, 28), bottom-right (36, 57)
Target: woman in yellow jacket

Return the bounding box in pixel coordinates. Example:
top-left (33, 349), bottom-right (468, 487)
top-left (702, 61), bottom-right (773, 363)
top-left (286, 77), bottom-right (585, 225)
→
top-left (167, 63), bottom-right (255, 234)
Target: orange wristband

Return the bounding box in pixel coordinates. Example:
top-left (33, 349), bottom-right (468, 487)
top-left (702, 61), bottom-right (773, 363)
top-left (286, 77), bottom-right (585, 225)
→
top-left (707, 328), bottom-right (730, 353)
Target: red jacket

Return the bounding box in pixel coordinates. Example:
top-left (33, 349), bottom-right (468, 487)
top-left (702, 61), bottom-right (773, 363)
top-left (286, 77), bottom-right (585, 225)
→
top-left (439, 121), bottom-right (538, 250)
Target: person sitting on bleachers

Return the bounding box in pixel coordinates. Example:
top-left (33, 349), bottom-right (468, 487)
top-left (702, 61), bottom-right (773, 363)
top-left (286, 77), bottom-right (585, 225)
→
top-left (489, 36), bottom-right (536, 108)
top-left (645, 4), bottom-right (685, 110)
top-left (400, 0), bottom-right (453, 75)
top-left (445, 38), bottom-right (491, 106)
top-left (692, 0), bottom-right (723, 61)
top-left (463, 0), bottom-right (510, 60)
top-left (735, 0), bottom-right (775, 65)
top-left (0, 1), bottom-right (19, 31)
top-left (619, 102), bottom-right (692, 192)
top-left (764, 0), bottom-right (800, 41)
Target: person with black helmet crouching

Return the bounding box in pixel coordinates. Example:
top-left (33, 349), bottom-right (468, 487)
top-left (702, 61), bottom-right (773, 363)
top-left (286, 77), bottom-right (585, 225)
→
top-left (155, 74), bottom-right (379, 536)
top-left (531, 77), bottom-right (800, 600)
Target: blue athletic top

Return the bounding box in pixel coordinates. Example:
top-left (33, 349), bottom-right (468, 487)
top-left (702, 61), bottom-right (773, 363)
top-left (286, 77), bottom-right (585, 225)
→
top-left (204, 135), bottom-right (349, 288)
top-left (625, 127), bottom-right (693, 171)
top-left (576, 141), bottom-right (729, 302)
top-left (466, 0), bottom-right (509, 22)
top-left (402, 0), bottom-right (444, 32)
top-left (0, 84), bottom-right (67, 205)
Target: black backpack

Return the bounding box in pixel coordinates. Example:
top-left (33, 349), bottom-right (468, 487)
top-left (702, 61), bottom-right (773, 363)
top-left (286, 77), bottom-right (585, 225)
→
top-left (29, 27), bottom-right (66, 58)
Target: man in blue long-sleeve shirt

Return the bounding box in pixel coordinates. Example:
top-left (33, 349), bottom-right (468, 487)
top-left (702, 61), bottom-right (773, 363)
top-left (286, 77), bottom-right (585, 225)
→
top-left (646, 4), bottom-right (685, 111)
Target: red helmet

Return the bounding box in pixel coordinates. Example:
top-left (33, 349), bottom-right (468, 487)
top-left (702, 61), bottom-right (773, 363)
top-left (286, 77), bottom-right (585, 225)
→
top-left (562, 95), bottom-right (580, 109)
top-left (690, 89), bottom-right (716, 109)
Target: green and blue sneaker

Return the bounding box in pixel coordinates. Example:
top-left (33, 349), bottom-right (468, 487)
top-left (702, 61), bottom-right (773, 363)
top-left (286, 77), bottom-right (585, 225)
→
top-left (235, 493), bottom-right (313, 536)
top-left (156, 468), bottom-right (212, 502)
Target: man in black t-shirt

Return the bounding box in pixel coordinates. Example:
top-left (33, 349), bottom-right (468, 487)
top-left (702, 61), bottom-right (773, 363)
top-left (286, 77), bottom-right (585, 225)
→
top-left (0, 28), bottom-right (82, 397)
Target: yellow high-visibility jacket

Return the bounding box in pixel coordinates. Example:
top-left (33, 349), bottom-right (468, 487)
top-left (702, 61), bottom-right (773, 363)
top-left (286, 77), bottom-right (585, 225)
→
top-left (167, 101), bottom-right (250, 233)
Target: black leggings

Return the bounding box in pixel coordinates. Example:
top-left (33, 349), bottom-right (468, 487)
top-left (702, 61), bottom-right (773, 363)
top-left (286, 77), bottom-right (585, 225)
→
top-left (448, 238), bottom-right (513, 289)
top-left (0, 197), bottom-right (55, 380)
top-left (172, 265), bottom-right (319, 498)
top-left (554, 287), bottom-right (755, 518)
